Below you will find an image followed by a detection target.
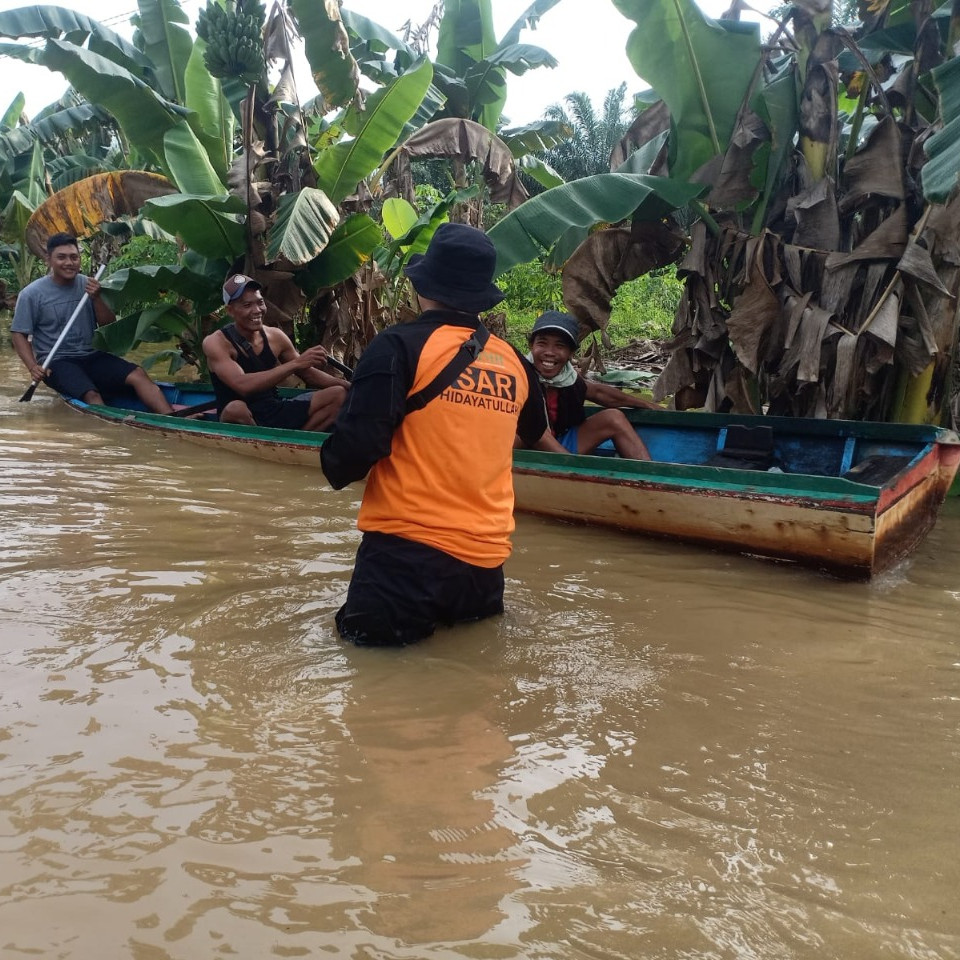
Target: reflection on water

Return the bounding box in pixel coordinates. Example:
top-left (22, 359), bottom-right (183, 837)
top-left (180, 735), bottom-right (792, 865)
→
top-left (1, 352), bottom-right (959, 958)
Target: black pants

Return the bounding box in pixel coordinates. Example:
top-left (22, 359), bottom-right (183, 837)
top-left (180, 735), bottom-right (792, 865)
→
top-left (46, 351), bottom-right (138, 400)
top-left (336, 532), bottom-right (505, 647)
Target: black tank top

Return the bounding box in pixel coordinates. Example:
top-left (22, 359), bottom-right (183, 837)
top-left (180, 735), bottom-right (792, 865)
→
top-left (210, 324), bottom-right (281, 411)
top-left (545, 376), bottom-right (588, 436)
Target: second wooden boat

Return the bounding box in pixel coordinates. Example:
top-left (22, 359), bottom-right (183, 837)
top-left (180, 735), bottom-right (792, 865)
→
top-left (59, 383), bottom-right (960, 578)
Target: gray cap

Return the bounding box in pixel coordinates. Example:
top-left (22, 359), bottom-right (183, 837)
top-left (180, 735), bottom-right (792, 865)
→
top-left (222, 273), bottom-right (261, 304)
top-left (529, 311), bottom-right (580, 350)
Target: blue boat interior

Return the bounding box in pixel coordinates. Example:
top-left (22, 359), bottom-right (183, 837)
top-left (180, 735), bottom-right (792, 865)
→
top-left (98, 383), bottom-right (937, 488)
top-left (591, 409), bottom-right (929, 485)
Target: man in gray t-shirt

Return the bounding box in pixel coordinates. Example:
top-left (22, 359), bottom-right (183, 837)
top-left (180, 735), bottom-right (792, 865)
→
top-left (11, 233), bottom-right (173, 414)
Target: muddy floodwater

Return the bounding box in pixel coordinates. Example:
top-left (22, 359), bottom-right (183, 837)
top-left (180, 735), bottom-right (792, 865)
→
top-left (1, 348), bottom-right (959, 959)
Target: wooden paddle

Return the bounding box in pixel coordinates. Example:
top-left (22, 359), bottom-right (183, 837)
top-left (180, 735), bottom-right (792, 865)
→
top-left (169, 355), bottom-right (354, 419)
top-left (171, 398), bottom-right (219, 418)
top-left (325, 355), bottom-right (354, 381)
top-left (19, 263), bottom-right (108, 403)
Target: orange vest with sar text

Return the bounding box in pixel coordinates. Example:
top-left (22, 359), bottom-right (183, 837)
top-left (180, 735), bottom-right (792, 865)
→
top-left (357, 326), bottom-right (531, 567)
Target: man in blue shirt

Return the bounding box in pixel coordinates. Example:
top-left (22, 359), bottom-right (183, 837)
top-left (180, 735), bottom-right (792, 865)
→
top-left (11, 233), bottom-right (173, 413)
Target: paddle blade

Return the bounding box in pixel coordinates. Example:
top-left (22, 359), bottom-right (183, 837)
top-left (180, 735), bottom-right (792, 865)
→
top-left (19, 380), bottom-right (40, 402)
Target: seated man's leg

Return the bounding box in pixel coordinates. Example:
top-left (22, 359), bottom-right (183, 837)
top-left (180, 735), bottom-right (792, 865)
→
top-left (577, 409), bottom-right (650, 460)
top-left (220, 399), bottom-right (256, 425)
top-left (304, 384), bottom-right (347, 432)
top-left (124, 366), bottom-right (174, 414)
top-left (63, 351), bottom-right (173, 414)
top-left (45, 357), bottom-right (103, 404)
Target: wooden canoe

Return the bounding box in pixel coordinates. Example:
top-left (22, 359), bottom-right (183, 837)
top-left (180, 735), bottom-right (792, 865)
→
top-left (61, 383), bottom-right (960, 579)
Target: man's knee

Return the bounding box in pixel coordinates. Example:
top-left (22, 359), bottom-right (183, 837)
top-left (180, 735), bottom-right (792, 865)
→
top-left (312, 384), bottom-right (347, 413)
top-left (220, 400), bottom-right (255, 425)
top-left (124, 366), bottom-right (150, 387)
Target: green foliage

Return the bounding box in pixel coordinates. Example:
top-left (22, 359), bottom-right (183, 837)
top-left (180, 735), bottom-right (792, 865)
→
top-left (607, 268), bottom-right (682, 341)
top-left (613, 0), bottom-right (762, 182)
top-left (0, 252), bottom-right (19, 289)
top-left (540, 85), bottom-right (630, 181)
top-left (108, 234), bottom-right (179, 272)
top-left (498, 259), bottom-right (564, 314)
top-left (497, 260), bottom-right (681, 350)
top-left (488, 173), bottom-right (705, 275)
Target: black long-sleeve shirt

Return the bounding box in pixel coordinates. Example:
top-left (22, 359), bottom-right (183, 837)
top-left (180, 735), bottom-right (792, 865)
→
top-left (321, 309), bottom-right (546, 490)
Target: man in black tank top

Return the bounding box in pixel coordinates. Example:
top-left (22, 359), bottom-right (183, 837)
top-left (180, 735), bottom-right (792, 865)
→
top-left (202, 275), bottom-right (348, 431)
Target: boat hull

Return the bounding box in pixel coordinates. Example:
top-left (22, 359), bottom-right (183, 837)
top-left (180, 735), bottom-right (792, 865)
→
top-left (512, 441), bottom-right (960, 577)
top-left (62, 385), bottom-right (960, 579)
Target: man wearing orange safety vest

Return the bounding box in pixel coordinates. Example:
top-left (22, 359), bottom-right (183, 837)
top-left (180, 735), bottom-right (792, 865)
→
top-left (320, 223), bottom-right (548, 646)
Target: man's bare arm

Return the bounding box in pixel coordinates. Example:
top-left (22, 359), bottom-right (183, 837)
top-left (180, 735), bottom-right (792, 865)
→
top-left (202, 331), bottom-right (330, 396)
top-left (11, 331), bottom-right (46, 382)
top-left (584, 379), bottom-right (661, 411)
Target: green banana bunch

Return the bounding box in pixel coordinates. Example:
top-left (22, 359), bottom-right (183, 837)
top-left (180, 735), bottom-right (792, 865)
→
top-left (196, 1), bottom-right (266, 86)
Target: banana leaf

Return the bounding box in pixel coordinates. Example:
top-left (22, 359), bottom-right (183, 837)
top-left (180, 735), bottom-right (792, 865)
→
top-left (94, 301), bottom-right (193, 355)
top-left (341, 8), bottom-right (416, 74)
top-left (922, 55), bottom-right (960, 204)
top-left (142, 193), bottom-right (247, 260)
top-left (297, 213), bottom-right (382, 294)
top-left (162, 124), bottom-right (227, 196)
top-left (183, 40), bottom-right (233, 182)
top-left (46, 155), bottom-right (117, 191)
top-left (38, 38), bottom-right (188, 168)
top-left (381, 198), bottom-right (419, 240)
top-left (315, 59), bottom-right (433, 205)
top-left (0, 40), bottom-right (42, 70)
top-left (0, 102), bottom-right (111, 166)
top-left (291, 0), bottom-right (361, 110)
top-left (136, 0), bottom-right (193, 104)
top-left (0, 5), bottom-right (149, 74)
top-left (266, 187), bottom-right (341, 265)
top-left (397, 118), bottom-right (526, 207)
top-left (24, 170), bottom-right (178, 257)
top-left (519, 155), bottom-right (565, 190)
top-left (464, 43), bottom-right (557, 116)
top-left (377, 186), bottom-right (476, 275)
top-left (101, 262), bottom-right (224, 314)
top-left (750, 61), bottom-right (798, 233)
top-left (497, 0), bottom-right (564, 46)
top-left (436, 0), bottom-right (500, 129)
top-left (2, 93), bottom-right (25, 129)
top-left (2, 189), bottom-right (35, 243)
top-left (22, 139), bottom-right (45, 205)
top-left (612, 0), bottom-right (761, 183)
top-left (397, 84), bottom-right (448, 143)
top-left (437, 0), bottom-right (498, 75)
top-left (488, 173), bottom-right (705, 275)
top-left (500, 119), bottom-right (573, 157)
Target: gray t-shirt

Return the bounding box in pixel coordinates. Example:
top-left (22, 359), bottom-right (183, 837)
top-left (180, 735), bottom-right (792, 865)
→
top-left (11, 274), bottom-right (96, 362)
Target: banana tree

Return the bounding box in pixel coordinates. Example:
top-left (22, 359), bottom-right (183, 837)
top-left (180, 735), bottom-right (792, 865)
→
top-left (492, 0), bottom-right (960, 425)
top-left (1, 0), bottom-right (535, 372)
top-left (342, 0), bottom-right (568, 214)
top-left (343, 0), bottom-right (563, 133)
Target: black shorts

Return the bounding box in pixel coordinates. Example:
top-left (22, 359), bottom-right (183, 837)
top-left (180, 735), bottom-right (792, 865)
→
top-left (248, 394), bottom-right (313, 430)
top-left (45, 351), bottom-right (139, 400)
top-left (335, 531), bottom-right (505, 646)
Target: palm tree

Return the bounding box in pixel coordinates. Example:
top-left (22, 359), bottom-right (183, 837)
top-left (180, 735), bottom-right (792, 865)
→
top-left (540, 84), bottom-right (630, 181)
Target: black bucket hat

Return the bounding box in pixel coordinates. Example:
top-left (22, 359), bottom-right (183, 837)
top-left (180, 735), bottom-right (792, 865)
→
top-left (529, 311), bottom-right (580, 350)
top-left (403, 223), bottom-right (505, 313)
